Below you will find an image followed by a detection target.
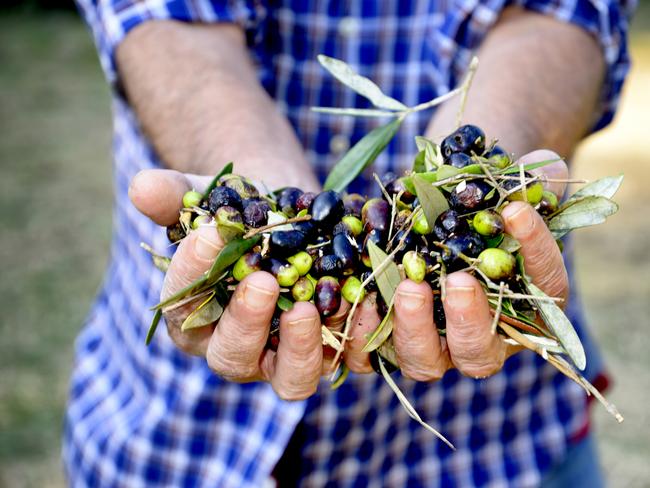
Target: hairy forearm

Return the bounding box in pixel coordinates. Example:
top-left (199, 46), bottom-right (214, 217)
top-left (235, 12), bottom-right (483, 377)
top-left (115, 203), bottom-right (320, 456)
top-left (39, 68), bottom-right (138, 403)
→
top-left (427, 7), bottom-right (605, 158)
top-left (116, 21), bottom-right (319, 190)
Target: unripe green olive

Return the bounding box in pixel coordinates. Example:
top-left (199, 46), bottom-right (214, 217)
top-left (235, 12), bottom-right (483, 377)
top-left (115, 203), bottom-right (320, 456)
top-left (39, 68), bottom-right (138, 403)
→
top-left (341, 276), bottom-right (366, 303)
top-left (292, 277), bottom-right (315, 301)
top-left (477, 248), bottom-right (516, 280)
top-left (341, 215), bottom-right (363, 237)
top-left (287, 251), bottom-right (313, 276)
top-left (191, 214), bottom-right (213, 230)
top-left (182, 190), bottom-right (203, 209)
top-left (412, 210), bottom-right (431, 235)
top-left (472, 209), bottom-right (505, 238)
top-left (507, 180), bottom-right (544, 205)
top-left (233, 252), bottom-right (262, 281)
top-left (215, 205), bottom-right (245, 242)
top-left (402, 250), bottom-right (426, 283)
top-left (277, 263), bottom-right (300, 287)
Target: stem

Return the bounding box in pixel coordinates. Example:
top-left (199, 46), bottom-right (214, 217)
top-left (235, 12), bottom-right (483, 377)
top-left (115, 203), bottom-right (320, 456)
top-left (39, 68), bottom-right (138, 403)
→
top-left (242, 215), bottom-right (312, 239)
top-left (455, 56), bottom-right (479, 128)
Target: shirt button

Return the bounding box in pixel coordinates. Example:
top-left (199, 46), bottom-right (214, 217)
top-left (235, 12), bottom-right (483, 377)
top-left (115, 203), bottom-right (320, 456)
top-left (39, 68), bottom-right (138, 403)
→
top-left (329, 134), bottom-right (350, 155)
top-left (338, 17), bottom-right (360, 38)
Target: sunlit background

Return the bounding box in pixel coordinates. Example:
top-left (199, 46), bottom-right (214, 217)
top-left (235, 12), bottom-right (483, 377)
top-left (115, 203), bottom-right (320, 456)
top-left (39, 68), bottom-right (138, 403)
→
top-left (0, 1), bottom-right (648, 486)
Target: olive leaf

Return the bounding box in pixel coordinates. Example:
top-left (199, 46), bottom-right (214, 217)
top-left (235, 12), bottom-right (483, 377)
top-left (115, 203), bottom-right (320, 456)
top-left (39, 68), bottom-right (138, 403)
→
top-left (140, 243), bottom-right (171, 273)
top-left (377, 338), bottom-right (399, 368)
top-left (367, 240), bottom-right (401, 304)
top-left (323, 118), bottom-right (402, 193)
top-left (498, 158), bottom-right (560, 175)
top-left (152, 275), bottom-right (210, 311)
top-left (145, 309), bottom-right (163, 345)
top-left (412, 175), bottom-right (449, 228)
top-left (376, 354), bottom-right (456, 449)
top-left (498, 234), bottom-right (521, 253)
top-left (277, 295), bottom-right (294, 312)
top-left (311, 107), bottom-right (397, 118)
top-left (201, 162), bottom-right (234, 200)
top-left (330, 363), bottom-right (350, 390)
top-left (181, 294), bottom-right (223, 331)
top-left (362, 308), bottom-right (394, 353)
top-left (317, 55), bottom-right (407, 111)
top-left (563, 175), bottom-right (624, 206)
top-left (548, 196), bottom-right (619, 239)
top-left (526, 282), bottom-right (586, 371)
top-left (412, 150), bottom-right (426, 173)
top-left (414, 136), bottom-right (440, 171)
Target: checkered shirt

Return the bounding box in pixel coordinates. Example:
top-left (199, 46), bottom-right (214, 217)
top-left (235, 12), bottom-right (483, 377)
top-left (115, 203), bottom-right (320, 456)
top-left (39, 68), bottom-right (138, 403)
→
top-left (65, 0), bottom-right (633, 486)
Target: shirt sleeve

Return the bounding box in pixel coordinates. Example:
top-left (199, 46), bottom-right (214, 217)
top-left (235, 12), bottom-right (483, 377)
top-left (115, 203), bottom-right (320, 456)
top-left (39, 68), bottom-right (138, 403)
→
top-left (512, 0), bottom-right (636, 131)
top-left (75, 0), bottom-right (266, 85)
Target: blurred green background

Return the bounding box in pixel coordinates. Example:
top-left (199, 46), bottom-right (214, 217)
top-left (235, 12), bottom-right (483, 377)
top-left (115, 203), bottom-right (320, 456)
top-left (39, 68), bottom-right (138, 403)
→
top-left (0, 2), bottom-right (648, 487)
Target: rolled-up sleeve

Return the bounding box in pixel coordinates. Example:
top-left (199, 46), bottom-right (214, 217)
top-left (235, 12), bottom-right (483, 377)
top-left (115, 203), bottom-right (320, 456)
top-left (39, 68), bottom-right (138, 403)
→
top-left (75, 0), bottom-right (266, 85)
top-left (513, 0), bottom-right (636, 131)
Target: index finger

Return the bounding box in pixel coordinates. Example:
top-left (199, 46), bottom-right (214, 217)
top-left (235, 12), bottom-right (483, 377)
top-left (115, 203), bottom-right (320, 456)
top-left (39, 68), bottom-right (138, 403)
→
top-left (515, 149), bottom-right (568, 198)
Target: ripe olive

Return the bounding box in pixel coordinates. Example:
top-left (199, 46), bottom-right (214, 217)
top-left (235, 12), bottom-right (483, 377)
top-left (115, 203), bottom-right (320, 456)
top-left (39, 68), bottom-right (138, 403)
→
top-left (309, 190), bottom-right (344, 231)
top-left (472, 209), bottom-right (505, 238)
top-left (315, 276), bottom-right (341, 317)
top-left (233, 252), bottom-right (262, 281)
top-left (270, 230), bottom-right (309, 257)
top-left (209, 186), bottom-right (243, 213)
top-left (434, 209), bottom-right (469, 241)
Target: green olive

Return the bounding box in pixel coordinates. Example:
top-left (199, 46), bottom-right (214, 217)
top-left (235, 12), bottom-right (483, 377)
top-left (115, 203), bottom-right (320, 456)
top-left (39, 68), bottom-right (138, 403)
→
top-left (412, 210), bottom-right (431, 235)
top-left (341, 276), bottom-right (366, 303)
top-left (287, 251), bottom-right (313, 276)
top-left (233, 252), bottom-right (262, 281)
top-left (507, 181), bottom-right (544, 205)
top-left (341, 215), bottom-right (363, 237)
top-left (292, 277), bottom-right (315, 301)
top-left (477, 248), bottom-right (516, 280)
top-left (402, 250), bottom-right (426, 283)
top-left (182, 190), bottom-right (203, 209)
top-left (472, 209), bottom-right (505, 238)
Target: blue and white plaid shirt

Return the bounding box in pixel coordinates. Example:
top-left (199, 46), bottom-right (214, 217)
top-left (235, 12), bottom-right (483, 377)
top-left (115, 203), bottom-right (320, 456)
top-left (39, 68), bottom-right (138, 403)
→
top-left (66, 0), bottom-right (633, 486)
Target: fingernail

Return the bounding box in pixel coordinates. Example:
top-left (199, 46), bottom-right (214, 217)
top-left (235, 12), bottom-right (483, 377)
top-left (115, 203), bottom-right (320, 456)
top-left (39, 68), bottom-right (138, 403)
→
top-left (505, 204), bottom-right (534, 234)
top-left (397, 290), bottom-right (425, 312)
top-left (243, 283), bottom-right (275, 309)
top-left (288, 317), bottom-right (315, 328)
top-left (194, 233), bottom-right (220, 260)
top-left (447, 286), bottom-right (475, 308)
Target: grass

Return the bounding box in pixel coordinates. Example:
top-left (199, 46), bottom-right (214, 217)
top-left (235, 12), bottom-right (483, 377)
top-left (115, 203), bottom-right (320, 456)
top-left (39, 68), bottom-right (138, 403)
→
top-left (0, 8), bottom-right (649, 488)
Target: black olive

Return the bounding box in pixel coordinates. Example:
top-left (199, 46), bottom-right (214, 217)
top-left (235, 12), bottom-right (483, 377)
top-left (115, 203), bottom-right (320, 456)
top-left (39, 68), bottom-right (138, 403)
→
top-left (332, 233), bottom-right (359, 276)
top-left (309, 190), bottom-right (344, 231)
top-left (270, 230), bottom-right (309, 257)
top-left (209, 186), bottom-right (243, 213)
top-left (440, 231), bottom-right (486, 272)
top-left (433, 209), bottom-right (469, 241)
top-left (315, 276), bottom-right (341, 318)
top-left (312, 254), bottom-right (343, 278)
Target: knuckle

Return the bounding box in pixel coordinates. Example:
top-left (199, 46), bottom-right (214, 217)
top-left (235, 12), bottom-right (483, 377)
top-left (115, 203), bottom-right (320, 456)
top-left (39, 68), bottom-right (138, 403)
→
top-left (346, 356), bottom-right (373, 374)
top-left (275, 383), bottom-right (318, 401)
top-left (402, 365), bottom-right (444, 383)
top-left (459, 360), bottom-right (502, 379)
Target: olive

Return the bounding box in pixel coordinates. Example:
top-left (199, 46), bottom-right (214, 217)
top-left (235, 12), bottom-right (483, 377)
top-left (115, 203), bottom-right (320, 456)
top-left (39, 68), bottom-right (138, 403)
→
top-left (369, 351), bottom-right (398, 375)
top-left (361, 198), bottom-right (390, 233)
top-left (448, 152), bottom-right (473, 169)
top-left (270, 230), bottom-right (309, 257)
top-left (433, 294), bottom-right (446, 330)
top-left (287, 251), bottom-right (313, 276)
top-left (309, 190), bottom-right (344, 231)
top-left (263, 258), bottom-right (300, 287)
top-left (295, 191), bottom-right (316, 212)
top-left (233, 252), bottom-right (262, 281)
top-left (266, 312), bottom-right (281, 351)
top-left (472, 209), bottom-right (505, 238)
top-left (394, 209), bottom-right (412, 229)
top-left (412, 209), bottom-right (432, 235)
top-left (315, 276), bottom-right (341, 317)
top-left (191, 214), bottom-right (213, 230)
top-left (502, 173), bottom-right (544, 205)
top-left (343, 193), bottom-right (366, 217)
top-left (242, 199), bottom-right (270, 228)
top-left (537, 190), bottom-right (559, 216)
top-left (361, 230), bottom-right (387, 267)
top-left (440, 124), bottom-right (486, 161)
top-left (392, 229), bottom-right (418, 261)
top-left (182, 190), bottom-right (203, 208)
top-left (292, 277), bottom-right (315, 302)
top-left (338, 215), bottom-right (363, 237)
top-left (292, 219), bottom-right (316, 238)
top-left (332, 233), bottom-right (359, 276)
top-left (209, 186), bottom-right (243, 213)
top-left (166, 222), bottom-right (186, 243)
top-left (215, 205), bottom-right (245, 241)
top-left (360, 271), bottom-right (378, 293)
top-left (312, 254), bottom-right (343, 278)
top-left (477, 248), bottom-right (516, 280)
top-left (380, 171), bottom-right (397, 190)
top-left (449, 179), bottom-right (496, 213)
top-left (277, 187), bottom-right (304, 215)
top-left (440, 231), bottom-right (486, 272)
top-left (402, 251), bottom-right (426, 283)
top-left (433, 209), bottom-right (469, 241)
top-left (387, 177), bottom-right (416, 204)
top-left (484, 145), bottom-right (511, 169)
top-left (341, 276), bottom-right (366, 303)
top-left (219, 174), bottom-right (259, 199)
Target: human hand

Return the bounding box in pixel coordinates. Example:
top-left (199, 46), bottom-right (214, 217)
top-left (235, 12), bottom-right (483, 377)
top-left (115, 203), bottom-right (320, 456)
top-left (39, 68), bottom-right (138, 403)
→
top-left (343, 150), bottom-right (570, 379)
top-left (129, 169), bottom-right (346, 400)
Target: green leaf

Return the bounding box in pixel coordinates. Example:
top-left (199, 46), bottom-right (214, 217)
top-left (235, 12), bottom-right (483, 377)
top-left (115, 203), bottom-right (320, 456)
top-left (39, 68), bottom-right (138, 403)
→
top-left (201, 162), bottom-right (234, 200)
top-left (181, 295), bottom-right (223, 331)
top-left (153, 275), bottom-right (210, 311)
top-left (498, 158), bottom-right (560, 175)
top-left (311, 107), bottom-right (397, 118)
top-left (206, 235), bottom-right (260, 281)
top-left (362, 309), bottom-right (394, 352)
top-left (323, 118), bottom-right (402, 193)
top-left (277, 295), bottom-right (294, 312)
top-left (498, 234), bottom-right (521, 253)
top-left (317, 55), bottom-right (407, 111)
top-left (526, 282), bottom-right (586, 370)
top-left (548, 196), bottom-right (618, 239)
top-left (330, 363), bottom-right (350, 390)
top-left (564, 175), bottom-right (624, 205)
top-left (145, 309), bottom-right (163, 345)
top-left (140, 242), bottom-right (171, 272)
top-left (412, 150), bottom-right (426, 173)
top-left (414, 136), bottom-right (440, 170)
top-left (367, 240), bottom-right (401, 304)
top-left (412, 175), bottom-right (449, 228)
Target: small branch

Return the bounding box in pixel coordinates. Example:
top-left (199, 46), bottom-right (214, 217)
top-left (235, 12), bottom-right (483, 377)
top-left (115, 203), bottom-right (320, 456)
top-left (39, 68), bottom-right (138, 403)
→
top-left (243, 215), bottom-right (312, 239)
top-left (455, 56), bottom-right (479, 128)
top-left (490, 282), bottom-right (505, 334)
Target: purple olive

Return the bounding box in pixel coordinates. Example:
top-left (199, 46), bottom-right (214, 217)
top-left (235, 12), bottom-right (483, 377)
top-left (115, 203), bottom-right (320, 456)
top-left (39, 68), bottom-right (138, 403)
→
top-left (343, 193), bottom-right (366, 217)
top-left (233, 252), bottom-right (262, 281)
top-left (332, 233), bottom-right (359, 276)
top-left (277, 187), bottom-right (304, 215)
top-left (315, 276), bottom-right (341, 318)
top-left (309, 190), bottom-right (344, 231)
top-left (449, 180), bottom-right (496, 213)
top-left (361, 198), bottom-right (390, 234)
top-left (433, 209), bottom-right (469, 241)
top-left (209, 186), bottom-right (243, 213)
top-left (296, 191), bottom-right (316, 212)
top-left (312, 254), bottom-right (343, 278)
top-left (270, 230), bottom-right (309, 257)
top-left (242, 199), bottom-right (271, 228)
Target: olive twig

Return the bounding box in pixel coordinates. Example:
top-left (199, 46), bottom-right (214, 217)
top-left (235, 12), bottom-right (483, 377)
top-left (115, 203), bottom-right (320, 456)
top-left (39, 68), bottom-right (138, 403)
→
top-left (490, 282), bottom-right (506, 334)
top-left (242, 214), bottom-right (312, 239)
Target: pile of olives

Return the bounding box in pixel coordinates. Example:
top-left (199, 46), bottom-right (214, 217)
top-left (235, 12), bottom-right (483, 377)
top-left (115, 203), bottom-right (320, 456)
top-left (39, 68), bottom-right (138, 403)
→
top-left (165, 125), bottom-right (560, 354)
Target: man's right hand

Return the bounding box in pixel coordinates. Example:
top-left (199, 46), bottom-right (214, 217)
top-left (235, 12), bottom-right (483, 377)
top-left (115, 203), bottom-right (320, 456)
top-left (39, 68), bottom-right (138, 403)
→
top-left (130, 169), bottom-right (349, 400)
